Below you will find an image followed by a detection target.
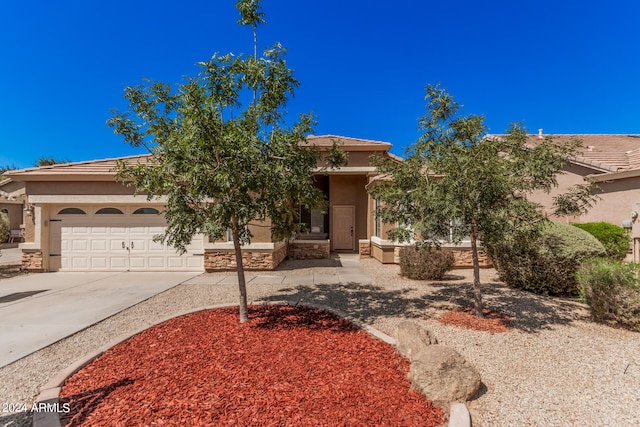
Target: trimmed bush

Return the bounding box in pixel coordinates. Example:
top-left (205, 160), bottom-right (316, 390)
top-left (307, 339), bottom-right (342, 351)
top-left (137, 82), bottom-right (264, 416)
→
top-left (572, 222), bottom-right (630, 261)
top-left (577, 258), bottom-right (640, 331)
top-left (399, 246), bottom-right (455, 280)
top-left (486, 222), bottom-right (606, 296)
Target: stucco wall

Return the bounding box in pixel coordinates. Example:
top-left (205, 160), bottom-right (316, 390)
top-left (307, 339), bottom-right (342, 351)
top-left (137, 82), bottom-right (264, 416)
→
top-left (528, 164), bottom-right (640, 229)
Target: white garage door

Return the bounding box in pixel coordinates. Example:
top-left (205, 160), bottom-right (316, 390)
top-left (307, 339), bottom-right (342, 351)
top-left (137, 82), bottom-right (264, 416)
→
top-left (49, 208), bottom-right (204, 272)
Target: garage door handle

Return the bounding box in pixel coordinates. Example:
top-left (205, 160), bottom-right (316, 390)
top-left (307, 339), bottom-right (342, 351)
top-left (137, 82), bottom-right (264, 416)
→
top-left (131, 241), bottom-right (134, 249)
top-left (122, 241), bottom-right (125, 249)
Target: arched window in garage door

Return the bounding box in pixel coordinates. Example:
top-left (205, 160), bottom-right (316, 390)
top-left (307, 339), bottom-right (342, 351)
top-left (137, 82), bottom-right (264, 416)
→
top-left (95, 207), bottom-right (124, 214)
top-left (133, 207), bottom-right (160, 214)
top-left (57, 208), bottom-right (86, 215)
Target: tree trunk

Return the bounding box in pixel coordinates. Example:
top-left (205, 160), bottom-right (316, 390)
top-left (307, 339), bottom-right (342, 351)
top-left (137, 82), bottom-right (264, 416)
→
top-left (470, 226), bottom-right (484, 318)
top-left (232, 217), bottom-right (249, 323)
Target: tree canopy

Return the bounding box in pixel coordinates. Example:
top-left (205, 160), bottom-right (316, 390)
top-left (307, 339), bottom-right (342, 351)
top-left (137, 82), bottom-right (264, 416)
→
top-left (108, 0), bottom-right (344, 322)
top-left (369, 84), bottom-right (596, 317)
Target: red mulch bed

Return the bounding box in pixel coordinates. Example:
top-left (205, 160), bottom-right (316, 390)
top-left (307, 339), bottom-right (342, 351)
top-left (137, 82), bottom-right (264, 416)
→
top-left (438, 307), bottom-right (511, 333)
top-left (60, 305), bottom-right (444, 426)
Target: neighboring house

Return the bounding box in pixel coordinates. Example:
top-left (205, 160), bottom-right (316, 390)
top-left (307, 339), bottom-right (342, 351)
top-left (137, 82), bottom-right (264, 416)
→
top-left (511, 132), bottom-right (640, 261)
top-left (0, 178), bottom-right (26, 241)
top-left (7, 135), bottom-right (406, 272)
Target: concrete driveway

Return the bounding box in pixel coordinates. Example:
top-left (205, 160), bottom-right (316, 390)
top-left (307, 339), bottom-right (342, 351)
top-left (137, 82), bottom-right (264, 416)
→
top-left (0, 271), bottom-right (199, 368)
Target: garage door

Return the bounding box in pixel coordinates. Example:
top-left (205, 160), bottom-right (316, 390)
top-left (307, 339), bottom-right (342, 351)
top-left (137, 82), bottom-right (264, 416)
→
top-left (49, 207), bottom-right (204, 271)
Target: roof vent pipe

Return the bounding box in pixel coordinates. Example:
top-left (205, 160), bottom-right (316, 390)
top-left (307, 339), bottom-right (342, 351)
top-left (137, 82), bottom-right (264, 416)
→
top-left (538, 129), bottom-right (543, 139)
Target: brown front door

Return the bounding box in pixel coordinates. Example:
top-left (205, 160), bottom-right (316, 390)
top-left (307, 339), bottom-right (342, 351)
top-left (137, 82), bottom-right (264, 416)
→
top-left (332, 205), bottom-right (354, 250)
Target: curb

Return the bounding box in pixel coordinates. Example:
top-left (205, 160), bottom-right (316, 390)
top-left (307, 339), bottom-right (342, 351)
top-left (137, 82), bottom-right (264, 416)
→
top-left (34, 302), bottom-right (470, 427)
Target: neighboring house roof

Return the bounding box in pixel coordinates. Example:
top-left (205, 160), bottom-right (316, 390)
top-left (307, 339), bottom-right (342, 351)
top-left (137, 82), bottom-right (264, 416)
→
top-left (0, 178), bottom-right (26, 202)
top-left (488, 133), bottom-right (640, 182)
top-left (7, 135), bottom-right (398, 182)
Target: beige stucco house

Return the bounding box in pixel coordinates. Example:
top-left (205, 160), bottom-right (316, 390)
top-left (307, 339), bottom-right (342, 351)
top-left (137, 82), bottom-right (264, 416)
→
top-left (7, 135), bottom-right (409, 272)
top-left (517, 133), bottom-right (640, 261)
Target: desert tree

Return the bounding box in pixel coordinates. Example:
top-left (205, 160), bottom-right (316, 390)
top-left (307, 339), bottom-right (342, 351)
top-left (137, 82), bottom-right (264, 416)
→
top-left (369, 84), bottom-right (596, 317)
top-left (108, 0), bottom-right (345, 322)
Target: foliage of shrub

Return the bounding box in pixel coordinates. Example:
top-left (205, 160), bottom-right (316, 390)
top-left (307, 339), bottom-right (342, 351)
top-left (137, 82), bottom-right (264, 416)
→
top-left (577, 258), bottom-right (640, 331)
top-left (399, 245), bottom-right (455, 280)
top-left (572, 222), bottom-right (630, 261)
top-left (486, 222), bottom-right (606, 296)
top-left (0, 212), bottom-right (9, 244)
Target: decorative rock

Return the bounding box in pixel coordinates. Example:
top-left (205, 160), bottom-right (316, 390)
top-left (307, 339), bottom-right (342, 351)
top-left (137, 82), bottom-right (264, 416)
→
top-left (409, 345), bottom-right (481, 403)
top-left (394, 321), bottom-right (438, 359)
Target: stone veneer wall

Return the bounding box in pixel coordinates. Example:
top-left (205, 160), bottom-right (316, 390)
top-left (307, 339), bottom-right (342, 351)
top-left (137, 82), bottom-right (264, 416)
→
top-left (451, 247), bottom-right (492, 268)
top-left (395, 246), bottom-right (492, 268)
top-left (22, 251), bottom-right (44, 272)
top-left (359, 239), bottom-right (371, 258)
top-left (289, 240), bottom-right (330, 260)
top-left (204, 244), bottom-right (288, 272)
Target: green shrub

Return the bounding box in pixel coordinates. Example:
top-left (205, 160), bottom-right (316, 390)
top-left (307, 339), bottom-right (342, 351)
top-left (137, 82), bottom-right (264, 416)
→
top-left (0, 212), bottom-right (9, 244)
top-left (486, 222), bottom-right (606, 296)
top-left (572, 222), bottom-right (630, 261)
top-left (577, 258), bottom-right (640, 331)
top-left (399, 245), bottom-right (455, 280)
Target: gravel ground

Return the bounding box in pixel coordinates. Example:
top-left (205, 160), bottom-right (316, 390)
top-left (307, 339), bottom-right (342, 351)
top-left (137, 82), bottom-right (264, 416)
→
top-left (1, 258), bottom-right (639, 427)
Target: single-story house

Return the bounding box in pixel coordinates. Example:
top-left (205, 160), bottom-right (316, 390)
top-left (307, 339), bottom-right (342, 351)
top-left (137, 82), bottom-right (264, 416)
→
top-left (515, 132), bottom-right (640, 261)
top-left (8, 135), bottom-right (428, 272)
top-left (16, 132), bottom-right (635, 272)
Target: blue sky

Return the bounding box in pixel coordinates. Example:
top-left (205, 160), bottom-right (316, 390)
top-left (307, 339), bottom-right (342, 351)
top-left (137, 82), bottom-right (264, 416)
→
top-left (2, 0), bottom-right (639, 168)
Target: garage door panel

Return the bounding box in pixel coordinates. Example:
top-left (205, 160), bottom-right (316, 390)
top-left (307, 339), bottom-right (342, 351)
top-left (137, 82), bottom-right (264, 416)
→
top-left (91, 257), bottom-right (108, 269)
top-left (71, 240), bottom-right (88, 251)
top-left (55, 215), bottom-right (203, 272)
top-left (148, 257), bottom-right (165, 268)
top-left (187, 256), bottom-right (203, 268)
top-left (129, 256), bottom-right (146, 269)
top-left (71, 257), bottom-right (89, 269)
top-left (91, 240), bottom-right (107, 251)
top-left (167, 257), bottom-right (185, 268)
top-left (109, 257), bottom-right (128, 269)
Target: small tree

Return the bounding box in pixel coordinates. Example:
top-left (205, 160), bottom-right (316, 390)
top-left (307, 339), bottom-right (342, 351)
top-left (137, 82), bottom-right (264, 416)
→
top-left (34, 157), bottom-right (70, 166)
top-left (108, 0), bottom-right (344, 322)
top-left (0, 211), bottom-right (9, 244)
top-left (369, 84), bottom-right (596, 317)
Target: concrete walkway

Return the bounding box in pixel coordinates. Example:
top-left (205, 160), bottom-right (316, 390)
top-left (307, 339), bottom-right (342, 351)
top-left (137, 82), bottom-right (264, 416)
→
top-left (0, 246), bottom-right (22, 267)
top-left (0, 271), bottom-right (198, 368)
top-left (184, 253), bottom-right (373, 286)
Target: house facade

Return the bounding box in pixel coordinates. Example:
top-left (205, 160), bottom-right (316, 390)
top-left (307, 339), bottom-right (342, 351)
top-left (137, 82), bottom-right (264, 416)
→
top-left (521, 133), bottom-right (640, 261)
top-left (8, 135), bottom-right (407, 272)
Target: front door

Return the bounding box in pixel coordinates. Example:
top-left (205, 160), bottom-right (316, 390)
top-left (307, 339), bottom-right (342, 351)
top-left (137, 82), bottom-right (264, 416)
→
top-left (333, 205), bottom-right (355, 251)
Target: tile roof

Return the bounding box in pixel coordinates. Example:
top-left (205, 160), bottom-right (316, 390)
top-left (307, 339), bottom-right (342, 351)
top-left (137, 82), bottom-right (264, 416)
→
top-left (487, 134), bottom-right (640, 173)
top-left (7, 154), bottom-right (152, 180)
top-left (535, 134), bottom-right (640, 172)
top-left (305, 135), bottom-right (392, 150)
top-left (7, 135), bottom-right (396, 181)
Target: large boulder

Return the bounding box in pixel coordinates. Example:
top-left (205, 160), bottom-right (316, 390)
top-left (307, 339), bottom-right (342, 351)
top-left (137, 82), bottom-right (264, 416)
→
top-left (409, 345), bottom-right (481, 403)
top-left (394, 321), bottom-right (438, 359)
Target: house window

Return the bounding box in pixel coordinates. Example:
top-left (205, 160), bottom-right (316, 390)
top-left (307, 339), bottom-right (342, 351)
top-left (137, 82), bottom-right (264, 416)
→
top-left (299, 206), bottom-right (325, 233)
top-left (57, 208), bottom-right (86, 215)
top-left (374, 199), bottom-right (381, 238)
top-left (133, 207), bottom-right (160, 215)
top-left (95, 207), bottom-right (124, 214)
